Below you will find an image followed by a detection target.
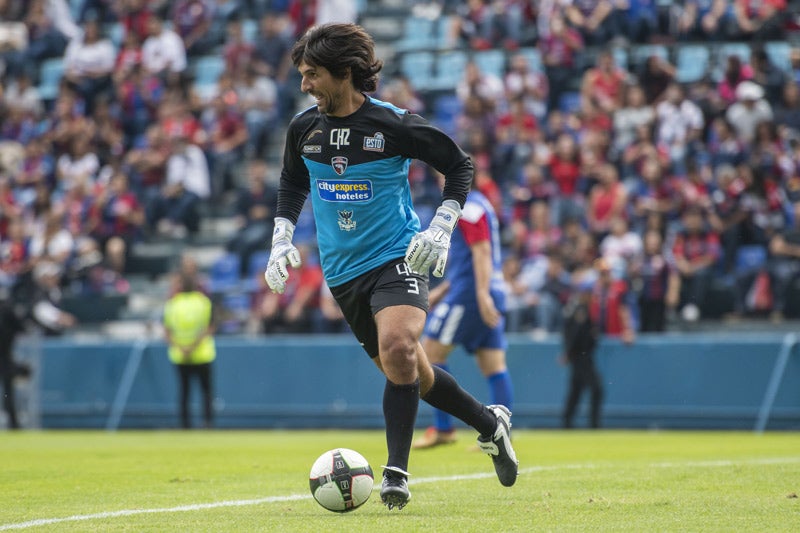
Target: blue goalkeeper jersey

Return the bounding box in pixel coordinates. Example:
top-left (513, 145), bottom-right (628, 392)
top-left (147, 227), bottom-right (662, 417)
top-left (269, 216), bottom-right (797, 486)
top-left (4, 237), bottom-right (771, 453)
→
top-left (276, 96), bottom-right (472, 287)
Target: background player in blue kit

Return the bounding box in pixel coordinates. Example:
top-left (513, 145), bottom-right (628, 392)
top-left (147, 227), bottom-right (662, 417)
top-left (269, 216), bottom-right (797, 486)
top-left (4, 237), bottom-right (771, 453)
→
top-left (414, 180), bottom-right (514, 449)
top-left (263, 23), bottom-right (518, 510)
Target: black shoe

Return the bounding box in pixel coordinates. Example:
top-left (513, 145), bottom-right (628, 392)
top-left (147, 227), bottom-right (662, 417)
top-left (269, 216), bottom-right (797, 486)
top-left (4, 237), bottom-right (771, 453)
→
top-left (476, 405), bottom-right (519, 487)
top-left (380, 466), bottom-right (411, 510)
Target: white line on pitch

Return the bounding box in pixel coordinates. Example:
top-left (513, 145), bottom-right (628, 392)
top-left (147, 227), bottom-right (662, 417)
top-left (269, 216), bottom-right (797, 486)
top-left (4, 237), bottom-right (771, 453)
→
top-left (1, 457), bottom-right (798, 531)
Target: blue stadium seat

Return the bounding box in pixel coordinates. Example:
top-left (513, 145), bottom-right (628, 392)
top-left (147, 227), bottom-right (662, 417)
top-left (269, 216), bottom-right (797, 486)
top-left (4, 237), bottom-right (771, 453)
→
top-left (630, 44), bottom-right (668, 70)
top-left (611, 46), bottom-right (628, 70)
top-left (193, 55), bottom-right (226, 87)
top-left (38, 58), bottom-right (65, 101)
top-left (208, 253), bottom-right (242, 293)
top-left (559, 91), bottom-right (581, 114)
top-left (395, 16), bottom-right (437, 52)
top-left (433, 94), bottom-right (463, 137)
top-left (473, 49), bottom-right (507, 79)
top-left (431, 50), bottom-right (468, 90)
top-left (676, 45), bottom-right (711, 83)
top-left (400, 51), bottom-right (435, 90)
top-left (242, 18), bottom-right (259, 43)
top-left (735, 245), bottom-right (767, 275)
top-left (518, 47), bottom-right (542, 72)
top-left (717, 42), bottom-right (751, 63)
top-left (764, 41), bottom-right (792, 73)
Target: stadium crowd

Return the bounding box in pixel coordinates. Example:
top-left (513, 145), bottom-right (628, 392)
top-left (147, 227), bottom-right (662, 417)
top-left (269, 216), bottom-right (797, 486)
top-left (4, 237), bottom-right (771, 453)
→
top-left (0, 0), bottom-right (799, 336)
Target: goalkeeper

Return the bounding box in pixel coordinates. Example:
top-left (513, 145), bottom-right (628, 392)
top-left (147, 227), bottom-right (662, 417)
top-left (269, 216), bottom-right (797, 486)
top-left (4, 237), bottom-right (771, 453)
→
top-left (265, 23), bottom-right (518, 510)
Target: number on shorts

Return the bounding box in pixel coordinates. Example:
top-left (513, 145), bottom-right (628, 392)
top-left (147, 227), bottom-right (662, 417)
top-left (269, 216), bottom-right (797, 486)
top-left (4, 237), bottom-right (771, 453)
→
top-left (396, 263), bottom-right (420, 294)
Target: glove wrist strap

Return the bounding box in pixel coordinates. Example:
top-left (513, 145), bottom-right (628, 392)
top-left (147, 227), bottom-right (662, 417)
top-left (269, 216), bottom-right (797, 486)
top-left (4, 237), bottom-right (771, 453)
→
top-left (272, 217), bottom-right (295, 245)
top-left (432, 200), bottom-right (461, 234)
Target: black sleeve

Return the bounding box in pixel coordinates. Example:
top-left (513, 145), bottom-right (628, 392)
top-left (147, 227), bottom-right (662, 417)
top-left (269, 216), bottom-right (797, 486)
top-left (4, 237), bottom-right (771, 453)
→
top-left (275, 119), bottom-right (311, 224)
top-left (401, 113), bottom-right (473, 209)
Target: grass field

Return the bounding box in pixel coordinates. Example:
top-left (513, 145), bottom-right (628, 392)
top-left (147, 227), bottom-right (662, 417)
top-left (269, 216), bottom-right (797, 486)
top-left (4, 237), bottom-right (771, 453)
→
top-left (1, 429), bottom-right (798, 532)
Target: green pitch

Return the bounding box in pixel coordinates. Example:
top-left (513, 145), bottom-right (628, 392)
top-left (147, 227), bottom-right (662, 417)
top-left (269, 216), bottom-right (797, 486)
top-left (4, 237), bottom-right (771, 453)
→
top-left (0, 430), bottom-right (798, 532)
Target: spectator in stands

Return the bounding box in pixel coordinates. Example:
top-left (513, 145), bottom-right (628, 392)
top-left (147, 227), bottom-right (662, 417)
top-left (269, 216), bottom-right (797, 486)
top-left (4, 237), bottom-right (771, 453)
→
top-left (504, 51), bottom-right (548, 122)
top-left (494, 96), bottom-right (540, 185)
top-left (456, 61), bottom-right (505, 111)
top-left (118, 0), bottom-right (154, 43)
top-left (677, 0), bottom-right (734, 41)
top-left (581, 50), bottom-right (627, 117)
top-left (740, 165), bottom-right (788, 246)
top-left (55, 136), bottom-right (100, 195)
top-left (547, 132), bottom-right (584, 225)
top-left (89, 171), bottom-right (143, 289)
top-left (774, 81), bottom-right (800, 135)
top-left (655, 82), bottom-right (704, 174)
top-left (587, 163), bottom-right (628, 241)
top-left (750, 47), bottom-right (786, 106)
top-left (163, 270), bottom-right (217, 429)
top-left (3, 0), bottom-right (79, 81)
top-left (732, 0), bottom-right (787, 41)
top-left (225, 159), bottom-right (277, 275)
top-left (708, 163), bottom-right (748, 272)
top-left (141, 14), bottom-right (187, 87)
top-left (612, 84), bottom-right (655, 162)
top-left (632, 229), bottom-right (679, 332)
top-left (315, 280), bottom-right (349, 333)
top-left (509, 161), bottom-right (556, 223)
top-left (287, 0), bottom-right (316, 38)
top-left (451, 0), bottom-right (495, 50)
top-left (669, 205), bottom-right (722, 322)
top-left (202, 89), bottom-right (249, 197)
top-left (256, 243), bottom-right (322, 334)
top-left (707, 117), bottom-right (747, 171)
top-left (767, 201), bottom-right (800, 322)
top-left (564, 0), bottom-right (619, 46)
top-left (600, 216), bottom-right (644, 279)
top-left (726, 81), bottom-right (773, 144)
top-left (252, 11), bottom-right (294, 118)
top-left (717, 53), bottom-right (753, 107)
top-left (502, 253), bottom-right (538, 332)
top-left (145, 131), bottom-right (210, 238)
top-left (171, 0), bottom-right (218, 57)
top-left (589, 257), bottom-right (635, 343)
top-left (235, 64), bottom-right (278, 159)
top-left (0, 216), bottom-right (31, 289)
top-left (511, 200), bottom-right (562, 262)
top-left (535, 248), bottom-right (573, 333)
top-left (223, 18), bottom-right (254, 78)
top-left (634, 55), bottom-right (672, 107)
top-left (62, 18), bottom-right (116, 115)
top-left (124, 124), bottom-right (168, 198)
top-left (3, 72), bottom-right (43, 117)
top-left (539, 12), bottom-right (582, 115)
top-left (115, 62), bottom-right (165, 149)
top-left (620, 0), bottom-right (659, 43)
top-left (28, 259), bottom-right (77, 335)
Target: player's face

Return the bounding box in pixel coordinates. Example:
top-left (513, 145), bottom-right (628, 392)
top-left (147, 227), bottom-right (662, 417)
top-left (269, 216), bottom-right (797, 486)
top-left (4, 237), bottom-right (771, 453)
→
top-left (298, 61), bottom-right (350, 116)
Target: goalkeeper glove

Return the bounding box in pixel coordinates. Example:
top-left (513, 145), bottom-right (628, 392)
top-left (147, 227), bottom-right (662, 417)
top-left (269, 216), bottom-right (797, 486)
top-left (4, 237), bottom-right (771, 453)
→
top-left (405, 199), bottom-right (461, 277)
top-left (264, 217), bottom-right (302, 294)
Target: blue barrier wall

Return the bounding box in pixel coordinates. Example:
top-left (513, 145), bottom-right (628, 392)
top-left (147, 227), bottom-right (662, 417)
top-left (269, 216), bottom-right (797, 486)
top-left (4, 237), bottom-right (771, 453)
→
top-left (37, 333), bottom-right (800, 430)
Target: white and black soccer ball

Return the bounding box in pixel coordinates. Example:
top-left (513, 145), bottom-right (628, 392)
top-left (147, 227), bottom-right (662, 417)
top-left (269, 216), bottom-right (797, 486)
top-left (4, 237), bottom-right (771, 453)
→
top-left (309, 448), bottom-right (374, 512)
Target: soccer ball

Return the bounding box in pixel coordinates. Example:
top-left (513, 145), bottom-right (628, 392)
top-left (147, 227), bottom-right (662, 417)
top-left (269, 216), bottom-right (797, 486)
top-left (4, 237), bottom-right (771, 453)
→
top-left (309, 448), bottom-right (374, 512)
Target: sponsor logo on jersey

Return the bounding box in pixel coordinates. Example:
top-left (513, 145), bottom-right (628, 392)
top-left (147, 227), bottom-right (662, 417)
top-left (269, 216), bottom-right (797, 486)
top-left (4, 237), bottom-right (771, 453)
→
top-left (317, 179), bottom-right (372, 202)
top-left (330, 128), bottom-right (350, 149)
top-left (331, 156), bottom-right (348, 175)
top-left (303, 144), bottom-right (321, 153)
top-left (363, 132), bottom-right (385, 152)
top-left (306, 129), bottom-right (323, 141)
top-left (337, 209), bottom-right (357, 231)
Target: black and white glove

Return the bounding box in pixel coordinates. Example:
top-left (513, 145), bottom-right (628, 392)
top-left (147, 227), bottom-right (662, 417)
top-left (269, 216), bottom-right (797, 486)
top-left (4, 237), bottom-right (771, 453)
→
top-left (264, 217), bottom-right (302, 294)
top-left (405, 199), bottom-right (461, 277)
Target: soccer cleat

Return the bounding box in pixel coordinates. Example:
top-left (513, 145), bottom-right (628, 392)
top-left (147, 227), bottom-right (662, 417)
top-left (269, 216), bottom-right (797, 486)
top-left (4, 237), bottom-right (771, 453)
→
top-left (380, 466), bottom-right (411, 510)
top-left (476, 404), bottom-right (519, 487)
top-left (412, 427), bottom-right (457, 449)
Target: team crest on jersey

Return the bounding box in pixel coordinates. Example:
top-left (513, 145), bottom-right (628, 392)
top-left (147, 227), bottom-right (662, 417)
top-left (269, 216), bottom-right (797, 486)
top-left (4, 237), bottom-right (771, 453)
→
top-left (337, 209), bottom-right (356, 231)
top-left (331, 156), bottom-right (348, 175)
top-left (363, 132), bottom-right (385, 152)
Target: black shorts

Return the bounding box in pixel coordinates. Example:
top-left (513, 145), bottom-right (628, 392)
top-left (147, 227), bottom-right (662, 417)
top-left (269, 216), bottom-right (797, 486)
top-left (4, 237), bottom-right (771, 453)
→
top-left (329, 257), bottom-right (429, 359)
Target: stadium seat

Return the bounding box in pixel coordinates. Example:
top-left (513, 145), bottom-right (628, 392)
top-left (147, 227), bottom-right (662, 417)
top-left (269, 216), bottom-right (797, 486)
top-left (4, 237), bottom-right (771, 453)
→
top-left (431, 50), bottom-right (469, 90)
top-left (630, 44), bottom-right (668, 70)
top-left (208, 253), bottom-right (242, 293)
top-left (193, 55), bottom-right (226, 87)
top-left (735, 245), bottom-right (767, 275)
top-left (394, 16), bottom-right (437, 52)
top-left (676, 45), bottom-right (711, 83)
top-left (559, 91), bottom-right (581, 114)
top-left (764, 41), bottom-right (792, 73)
top-left (400, 51), bottom-right (435, 90)
top-left (518, 47), bottom-right (542, 72)
top-left (716, 42), bottom-right (751, 65)
top-left (433, 93), bottom-right (462, 137)
top-left (610, 46), bottom-right (628, 71)
top-left (38, 58), bottom-right (64, 101)
top-left (242, 18), bottom-right (258, 43)
top-left (473, 49), bottom-right (507, 78)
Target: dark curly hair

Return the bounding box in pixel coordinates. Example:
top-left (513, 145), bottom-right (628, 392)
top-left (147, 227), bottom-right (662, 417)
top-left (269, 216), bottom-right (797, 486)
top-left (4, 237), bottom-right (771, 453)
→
top-left (291, 23), bottom-right (383, 93)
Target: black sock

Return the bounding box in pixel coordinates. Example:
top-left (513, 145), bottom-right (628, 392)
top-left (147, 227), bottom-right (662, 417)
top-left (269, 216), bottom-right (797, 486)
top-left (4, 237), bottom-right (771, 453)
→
top-left (383, 379), bottom-right (419, 473)
top-left (422, 365), bottom-right (496, 437)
